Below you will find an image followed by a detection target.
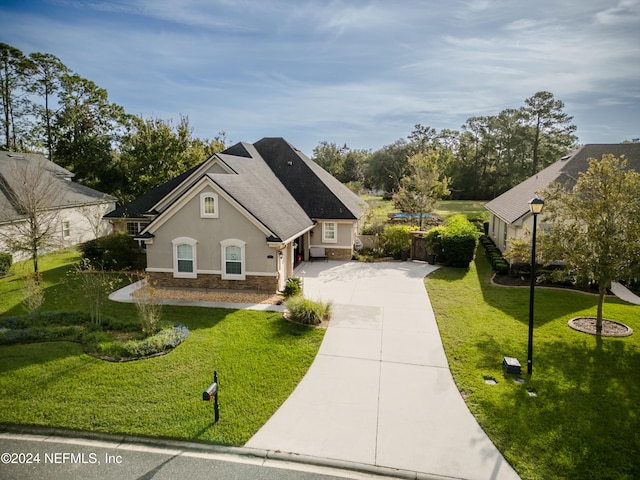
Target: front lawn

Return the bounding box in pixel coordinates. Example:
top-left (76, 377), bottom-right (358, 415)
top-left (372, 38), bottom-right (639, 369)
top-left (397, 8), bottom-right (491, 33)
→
top-left (0, 250), bottom-right (324, 446)
top-left (426, 248), bottom-right (640, 480)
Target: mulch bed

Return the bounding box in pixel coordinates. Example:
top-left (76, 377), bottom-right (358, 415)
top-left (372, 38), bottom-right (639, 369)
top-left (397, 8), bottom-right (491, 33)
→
top-left (133, 286), bottom-right (284, 305)
top-left (568, 317), bottom-right (633, 337)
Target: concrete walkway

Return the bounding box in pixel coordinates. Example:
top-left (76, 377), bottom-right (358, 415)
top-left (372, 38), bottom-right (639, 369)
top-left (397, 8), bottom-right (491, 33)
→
top-left (246, 261), bottom-right (520, 480)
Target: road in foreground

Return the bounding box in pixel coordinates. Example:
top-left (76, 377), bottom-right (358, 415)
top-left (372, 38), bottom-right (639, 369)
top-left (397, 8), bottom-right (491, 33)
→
top-left (0, 433), bottom-right (399, 480)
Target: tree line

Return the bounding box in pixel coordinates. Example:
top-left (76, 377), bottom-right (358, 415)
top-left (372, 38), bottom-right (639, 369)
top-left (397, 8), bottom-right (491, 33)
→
top-left (312, 92), bottom-right (580, 199)
top-left (1, 43), bottom-right (225, 204)
top-left (3, 42), bottom-right (582, 202)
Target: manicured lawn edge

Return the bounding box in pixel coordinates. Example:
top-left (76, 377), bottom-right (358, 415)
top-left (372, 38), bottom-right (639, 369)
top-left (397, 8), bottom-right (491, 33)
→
top-left (426, 248), bottom-right (640, 480)
top-left (0, 250), bottom-right (325, 446)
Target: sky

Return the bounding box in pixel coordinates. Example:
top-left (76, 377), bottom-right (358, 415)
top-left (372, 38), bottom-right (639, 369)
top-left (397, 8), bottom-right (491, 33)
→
top-left (1, 0), bottom-right (639, 156)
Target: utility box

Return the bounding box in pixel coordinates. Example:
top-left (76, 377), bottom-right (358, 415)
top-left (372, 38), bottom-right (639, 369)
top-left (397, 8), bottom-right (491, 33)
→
top-left (502, 356), bottom-right (522, 375)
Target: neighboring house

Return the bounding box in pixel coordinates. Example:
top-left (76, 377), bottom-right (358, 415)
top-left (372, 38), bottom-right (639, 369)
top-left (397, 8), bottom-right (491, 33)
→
top-left (485, 143), bottom-right (640, 255)
top-left (105, 138), bottom-right (366, 292)
top-left (0, 151), bottom-right (117, 261)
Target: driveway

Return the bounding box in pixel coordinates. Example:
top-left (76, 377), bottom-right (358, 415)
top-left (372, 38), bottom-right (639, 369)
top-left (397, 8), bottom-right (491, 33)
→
top-left (246, 260), bottom-right (520, 480)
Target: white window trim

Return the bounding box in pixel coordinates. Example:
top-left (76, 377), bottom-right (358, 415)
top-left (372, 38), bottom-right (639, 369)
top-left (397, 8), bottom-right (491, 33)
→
top-left (221, 239), bottom-right (246, 280)
top-left (322, 222), bottom-right (337, 243)
top-left (200, 192), bottom-right (219, 218)
top-left (172, 237), bottom-right (197, 279)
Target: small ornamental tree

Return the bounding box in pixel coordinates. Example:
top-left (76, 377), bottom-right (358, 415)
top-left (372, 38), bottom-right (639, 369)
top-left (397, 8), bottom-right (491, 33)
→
top-left (542, 154), bottom-right (640, 333)
top-left (393, 151), bottom-right (450, 230)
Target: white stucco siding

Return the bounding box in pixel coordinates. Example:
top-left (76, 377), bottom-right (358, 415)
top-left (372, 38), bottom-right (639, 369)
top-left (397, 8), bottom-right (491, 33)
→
top-left (310, 220), bottom-right (356, 248)
top-left (145, 187), bottom-right (277, 275)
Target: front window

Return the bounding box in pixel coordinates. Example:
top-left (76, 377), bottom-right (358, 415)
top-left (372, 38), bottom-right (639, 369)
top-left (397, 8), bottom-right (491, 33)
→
top-left (221, 239), bottom-right (246, 280)
top-left (172, 237), bottom-right (197, 278)
top-left (323, 222), bottom-right (337, 243)
top-left (225, 246), bottom-right (242, 275)
top-left (177, 244), bottom-right (194, 273)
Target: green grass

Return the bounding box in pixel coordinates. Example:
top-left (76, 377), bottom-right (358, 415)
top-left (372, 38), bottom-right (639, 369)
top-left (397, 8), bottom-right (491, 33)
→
top-left (426, 248), bottom-right (640, 480)
top-left (362, 196), bottom-right (487, 224)
top-left (434, 200), bottom-right (487, 220)
top-left (0, 250), bottom-right (324, 446)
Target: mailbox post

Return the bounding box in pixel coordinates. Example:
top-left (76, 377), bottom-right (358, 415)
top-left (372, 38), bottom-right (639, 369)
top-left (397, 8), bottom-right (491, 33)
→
top-left (202, 371), bottom-right (219, 422)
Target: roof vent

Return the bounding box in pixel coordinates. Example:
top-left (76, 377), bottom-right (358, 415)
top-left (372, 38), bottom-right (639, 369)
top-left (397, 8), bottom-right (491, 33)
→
top-left (7, 153), bottom-right (25, 159)
top-left (287, 161), bottom-right (293, 166)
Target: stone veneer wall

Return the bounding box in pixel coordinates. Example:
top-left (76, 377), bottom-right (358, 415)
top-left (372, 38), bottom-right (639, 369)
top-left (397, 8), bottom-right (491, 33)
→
top-left (150, 272), bottom-right (278, 292)
top-left (324, 247), bottom-right (353, 260)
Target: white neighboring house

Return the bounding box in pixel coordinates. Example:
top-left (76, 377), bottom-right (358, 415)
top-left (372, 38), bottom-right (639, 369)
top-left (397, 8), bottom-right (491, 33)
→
top-left (484, 143), bottom-right (640, 256)
top-left (0, 151), bottom-right (117, 262)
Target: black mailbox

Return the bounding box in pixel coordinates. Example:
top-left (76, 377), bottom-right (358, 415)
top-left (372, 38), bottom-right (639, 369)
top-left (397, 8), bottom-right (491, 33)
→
top-left (202, 371), bottom-right (220, 422)
top-left (502, 356), bottom-right (522, 375)
top-left (203, 382), bottom-right (217, 401)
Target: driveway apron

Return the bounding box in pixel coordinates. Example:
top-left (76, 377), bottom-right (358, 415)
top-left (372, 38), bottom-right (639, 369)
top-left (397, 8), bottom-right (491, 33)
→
top-left (246, 261), bottom-right (520, 480)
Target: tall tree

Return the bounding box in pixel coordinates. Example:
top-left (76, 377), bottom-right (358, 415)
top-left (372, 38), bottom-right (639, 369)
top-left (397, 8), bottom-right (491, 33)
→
top-left (53, 73), bottom-right (127, 191)
top-left (365, 139), bottom-right (412, 193)
top-left (117, 115), bottom-right (223, 202)
top-left (0, 43), bottom-right (30, 150)
top-left (392, 151), bottom-right (450, 230)
top-left (521, 91), bottom-right (577, 175)
top-left (542, 154), bottom-right (640, 333)
top-left (312, 141), bottom-right (349, 179)
top-left (26, 52), bottom-right (68, 160)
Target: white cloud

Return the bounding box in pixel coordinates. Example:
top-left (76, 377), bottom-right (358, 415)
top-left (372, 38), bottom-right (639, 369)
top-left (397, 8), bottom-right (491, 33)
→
top-left (1, 0), bottom-right (639, 151)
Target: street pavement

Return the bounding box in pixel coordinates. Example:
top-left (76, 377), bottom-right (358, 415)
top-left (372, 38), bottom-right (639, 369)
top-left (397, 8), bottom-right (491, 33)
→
top-left (246, 261), bottom-right (521, 480)
top-left (0, 431), bottom-right (397, 480)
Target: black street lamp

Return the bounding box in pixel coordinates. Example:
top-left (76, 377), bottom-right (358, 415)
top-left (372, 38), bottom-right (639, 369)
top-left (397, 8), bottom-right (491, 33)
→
top-left (527, 196), bottom-right (544, 375)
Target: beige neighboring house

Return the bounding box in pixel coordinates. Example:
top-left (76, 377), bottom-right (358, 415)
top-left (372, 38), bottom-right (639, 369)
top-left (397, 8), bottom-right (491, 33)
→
top-left (485, 143), bottom-right (640, 255)
top-left (0, 151), bottom-right (117, 261)
top-left (105, 138), bottom-right (366, 292)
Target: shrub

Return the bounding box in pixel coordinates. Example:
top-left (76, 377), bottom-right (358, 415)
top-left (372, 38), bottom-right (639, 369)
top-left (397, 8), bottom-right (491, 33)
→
top-left (73, 259), bottom-right (118, 328)
top-left (0, 252), bottom-right (12, 275)
top-left (427, 216), bottom-right (479, 268)
top-left (131, 275), bottom-right (163, 335)
top-left (441, 215), bottom-right (479, 268)
top-left (80, 232), bottom-right (140, 271)
top-left (426, 226), bottom-right (446, 263)
top-left (22, 273), bottom-right (44, 316)
top-left (281, 277), bottom-right (302, 297)
top-left (480, 235), bottom-right (509, 274)
top-left (119, 324), bottom-right (190, 358)
top-left (284, 295), bottom-right (331, 326)
top-left (380, 224), bottom-right (412, 257)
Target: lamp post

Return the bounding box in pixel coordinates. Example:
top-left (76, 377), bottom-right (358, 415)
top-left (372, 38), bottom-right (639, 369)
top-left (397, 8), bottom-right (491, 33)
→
top-left (527, 196), bottom-right (544, 375)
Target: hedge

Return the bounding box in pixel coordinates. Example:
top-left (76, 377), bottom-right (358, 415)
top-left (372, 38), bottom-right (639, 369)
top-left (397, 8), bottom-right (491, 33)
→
top-left (479, 235), bottom-right (509, 274)
top-left (426, 215), bottom-right (478, 268)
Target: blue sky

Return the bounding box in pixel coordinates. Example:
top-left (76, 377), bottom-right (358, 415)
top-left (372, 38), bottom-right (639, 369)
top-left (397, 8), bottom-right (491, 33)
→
top-left (2, 0), bottom-right (639, 155)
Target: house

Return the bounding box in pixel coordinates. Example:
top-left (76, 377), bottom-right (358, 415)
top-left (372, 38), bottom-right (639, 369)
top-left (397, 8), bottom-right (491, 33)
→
top-left (0, 151), bottom-right (117, 261)
top-left (105, 137), bottom-right (366, 292)
top-left (485, 143), bottom-right (640, 255)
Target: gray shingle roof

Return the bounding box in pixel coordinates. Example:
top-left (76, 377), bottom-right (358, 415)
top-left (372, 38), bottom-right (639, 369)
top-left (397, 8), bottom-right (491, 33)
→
top-left (485, 144), bottom-right (640, 224)
top-left (208, 142), bottom-right (313, 242)
top-left (0, 151), bottom-right (116, 223)
top-left (116, 138), bottom-right (364, 243)
top-left (253, 137), bottom-right (366, 220)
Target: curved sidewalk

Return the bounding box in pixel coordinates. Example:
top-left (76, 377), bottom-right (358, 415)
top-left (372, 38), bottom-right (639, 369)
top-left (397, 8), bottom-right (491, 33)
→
top-left (246, 261), bottom-right (520, 480)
